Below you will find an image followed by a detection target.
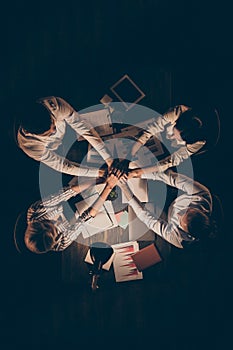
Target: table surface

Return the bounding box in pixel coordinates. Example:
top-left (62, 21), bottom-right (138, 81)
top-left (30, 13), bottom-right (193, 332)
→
top-left (62, 118), bottom-right (172, 288)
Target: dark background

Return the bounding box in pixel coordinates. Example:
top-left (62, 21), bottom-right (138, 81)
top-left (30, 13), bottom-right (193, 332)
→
top-left (0, 0), bottom-right (232, 348)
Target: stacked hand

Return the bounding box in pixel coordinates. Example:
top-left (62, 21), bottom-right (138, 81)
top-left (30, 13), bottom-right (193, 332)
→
top-left (98, 158), bottom-right (130, 181)
top-left (163, 104), bottom-right (190, 124)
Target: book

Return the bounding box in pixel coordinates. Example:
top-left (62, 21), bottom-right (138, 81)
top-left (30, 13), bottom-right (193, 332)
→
top-left (131, 243), bottom-right (162, 271)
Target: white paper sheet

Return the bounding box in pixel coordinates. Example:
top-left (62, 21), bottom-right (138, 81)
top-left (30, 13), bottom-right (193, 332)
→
top-left (112, 241), bottom-right (143, 282)
top-left (75, 194), bottom-right (118, 239)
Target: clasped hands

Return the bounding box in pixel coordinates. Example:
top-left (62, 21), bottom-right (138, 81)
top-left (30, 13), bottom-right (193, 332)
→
top-left (79, 158), bottom-right (139, 223)
top-left (98, 158), bottom-right (144, 181)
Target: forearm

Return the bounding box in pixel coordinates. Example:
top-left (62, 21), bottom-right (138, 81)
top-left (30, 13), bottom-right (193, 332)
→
top-left (119, 183), bottom-right (134, 201)
top-left (142, 169), bottom-right (209, 196)
top-left (71, 179), bottom-right (97, 194)
top-left (89, 183), bottom-right (113, 217)
top-left (66, 112), bottom-right (112, 161)
top-left (128, 197), bottom-right (183, 248)
top-left (130, 145), bottom-right (194, 177)
top-left (41, 149), bottom-right (100, 177)
top-left (41, 187), bottom-right (77, 208)
top-left (137, 115), bottom-right (169, 145)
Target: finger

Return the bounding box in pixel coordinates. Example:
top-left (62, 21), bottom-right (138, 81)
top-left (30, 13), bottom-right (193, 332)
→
top-left (119, 177), bottom-right (127, 184)
top-left (110, 168), bottom-right (118, 176)
top-left (116, 169), bottom-right (123, 178)
top-left (121, 173), bottom-right (128, 181)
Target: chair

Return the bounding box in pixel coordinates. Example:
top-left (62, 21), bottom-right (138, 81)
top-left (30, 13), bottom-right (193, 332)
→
top-left (209, 193), bottom-right (224, 241)
top-left (13, 210), bottom-right (29, 254)
top-left (194, 108), bottom-right (221, 157)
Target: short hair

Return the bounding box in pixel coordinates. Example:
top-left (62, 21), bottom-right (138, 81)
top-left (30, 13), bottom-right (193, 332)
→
top-left (18, 100), bottom-right (52, 135)
top-left (24, 220), bottom-right (57, 254)
top-left (175, 110), bottom-right (205, 144)
top-left (184, 208), bottom-right (211, 239)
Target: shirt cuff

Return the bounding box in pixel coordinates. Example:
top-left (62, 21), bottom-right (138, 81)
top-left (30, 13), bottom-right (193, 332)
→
top-left (73, 167), bottom-right (99, 177)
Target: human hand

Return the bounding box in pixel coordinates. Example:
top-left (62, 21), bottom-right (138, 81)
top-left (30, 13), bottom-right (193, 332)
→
top-left (98, 168), bottom-right (107, 178)
top-left (106, 171), bottom-right (127, 189)
top-left (105, 158), bottom-right (114, 174)
top-left (117, 177), bottom-right (133, 201)
top-left (180, 104), bottom-right (190, 113)
top-left (37, 96), bottom-right (75, 121)
top-left (80, 209), bottom-right (94, 222)
top-left (127, 168), bottom-right (143, 179)
top-left (163, 105), bottom-right (190, 124)
top-left (109, 158), bottom-right (130, 178)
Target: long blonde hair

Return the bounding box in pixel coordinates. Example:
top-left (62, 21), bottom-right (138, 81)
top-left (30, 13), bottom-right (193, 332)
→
top-left (24, 220), bottom-right (57, 254)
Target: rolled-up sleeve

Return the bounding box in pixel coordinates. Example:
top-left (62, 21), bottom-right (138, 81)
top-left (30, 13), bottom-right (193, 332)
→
top-left (66, 112), bottom-right (111, 161)
top-left (128, 197), bottom-right (183, 248)
top-left (41, 149), bottom-right (99, 177)
top-left (142, 170), bottom-right (208, 195)
top-left (137, 115), bottom-right (169, 145)
top-left (156, 146), bottom-right (190, 172)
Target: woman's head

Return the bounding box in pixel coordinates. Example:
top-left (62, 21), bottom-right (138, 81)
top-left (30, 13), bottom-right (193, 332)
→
top-left (174, 109), bottom-right (204, 144)
top-left (19, 100), bottom-right (54, 135)
top-left (24, 220), bottom-right (57, 254)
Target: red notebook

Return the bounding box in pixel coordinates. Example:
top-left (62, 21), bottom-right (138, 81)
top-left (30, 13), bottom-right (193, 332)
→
top-left (131, 243), bottom-right (162, 271)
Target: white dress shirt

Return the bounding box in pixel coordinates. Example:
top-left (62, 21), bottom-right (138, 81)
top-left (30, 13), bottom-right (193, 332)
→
top-left (27, 186), bottom-right (86, 251)
top-left (137, 106), bottom-right (206, 171)
top-left (127, 170), bottom-right (212, 248)
top-left (17, 96), bottom-right (111, 176)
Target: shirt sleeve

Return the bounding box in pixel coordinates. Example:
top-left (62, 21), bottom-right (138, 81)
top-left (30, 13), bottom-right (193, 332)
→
top-left (40, 187), bottom-right (78, 207)
top-left (17, 128), bottom-right (100, 177)
top-left (186, 140), bottom-right (206, 155)
top-left (156, 146), bottom-right (190, 172)
top-left (65, 111), bottom-right (112, 161)
top-left (137, 106), bottom-right (183, 145)
top-left (41, 149), bottom-right (99, 177)
top-left (27, 187), bottom-right (77, 222)
top-left (142, 170), bottom-right (211, 197)
top-left (137, 115), bottom-right (170, 145)
top-left (155, 140), bottom-right (206, 172)
top-left (52, 222), bottom-right (83, 251)
top-left (128, 197), bottom-right (183, 248)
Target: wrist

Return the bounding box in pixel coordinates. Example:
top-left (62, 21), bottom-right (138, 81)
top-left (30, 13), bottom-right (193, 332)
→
top-left (105, 158), bottom-right (113, 167)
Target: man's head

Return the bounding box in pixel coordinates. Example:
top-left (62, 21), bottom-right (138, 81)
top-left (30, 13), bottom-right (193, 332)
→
top-left (179, 208), bottom-right (211, 240)
top-left (24, 220), bottom-right (58, 254)
top-left (173, 109), bottom-right (204, 144)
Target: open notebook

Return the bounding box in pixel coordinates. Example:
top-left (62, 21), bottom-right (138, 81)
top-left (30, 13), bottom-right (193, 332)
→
top-left (75, 193), bottom-right (118, 239)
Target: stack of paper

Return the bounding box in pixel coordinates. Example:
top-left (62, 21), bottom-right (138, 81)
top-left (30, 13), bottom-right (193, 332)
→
top-left (78, 108), bottom-right (113, 139)
top-left (112, 241), bottom-right (143, 282)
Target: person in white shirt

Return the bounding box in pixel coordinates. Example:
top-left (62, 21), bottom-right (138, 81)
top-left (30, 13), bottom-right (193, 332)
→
top-left (24, 172), bottom-right (122, 253)
top-left (130, 105), bottom-right (206, 174)
top-left (17, 96), bottom-right (114, 177)
top-left (119, 170), bottom-right (212, 248)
